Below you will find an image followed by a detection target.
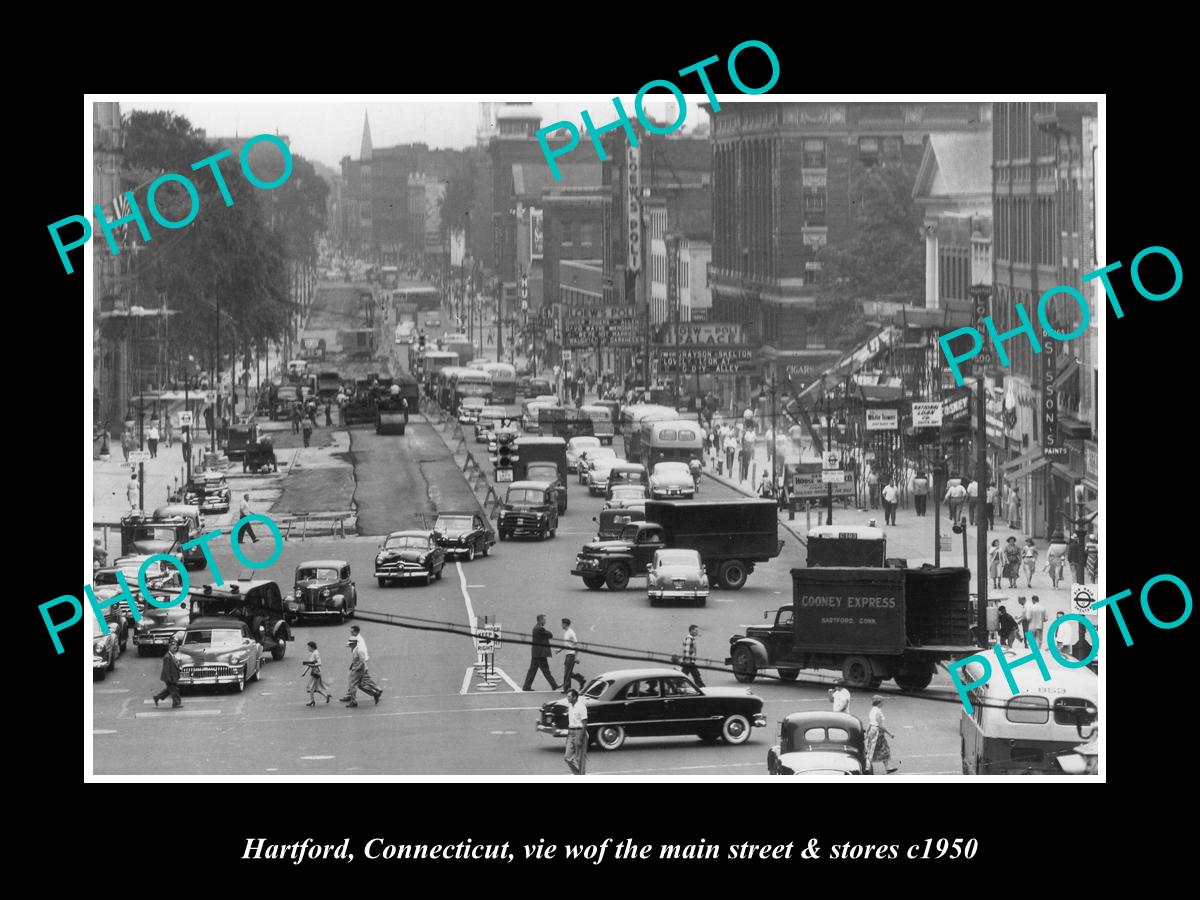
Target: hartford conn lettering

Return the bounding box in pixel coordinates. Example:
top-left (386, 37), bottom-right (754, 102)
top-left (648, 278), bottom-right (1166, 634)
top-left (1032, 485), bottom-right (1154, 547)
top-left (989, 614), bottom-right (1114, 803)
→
top-left (938, 245), bottom-right (1182, 385)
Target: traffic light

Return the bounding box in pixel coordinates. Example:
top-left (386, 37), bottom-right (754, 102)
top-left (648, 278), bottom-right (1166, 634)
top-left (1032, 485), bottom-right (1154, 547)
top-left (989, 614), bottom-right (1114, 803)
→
top-left (494, 431), bottom-right (518, 480)
top-left (418, 333), bottom-right (426, 351)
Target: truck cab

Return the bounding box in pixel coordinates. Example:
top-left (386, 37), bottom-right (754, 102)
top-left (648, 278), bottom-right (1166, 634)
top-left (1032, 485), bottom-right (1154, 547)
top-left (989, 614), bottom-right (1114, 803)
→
top-left (497, 481), bottom-right (560, 541)
top-left (570, 522), bottom-right (666, 591)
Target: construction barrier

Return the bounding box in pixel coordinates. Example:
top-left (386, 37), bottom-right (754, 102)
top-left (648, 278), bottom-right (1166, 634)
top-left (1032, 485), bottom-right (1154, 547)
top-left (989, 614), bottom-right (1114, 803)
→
top-left (277, 511), bottom-right (355, 540)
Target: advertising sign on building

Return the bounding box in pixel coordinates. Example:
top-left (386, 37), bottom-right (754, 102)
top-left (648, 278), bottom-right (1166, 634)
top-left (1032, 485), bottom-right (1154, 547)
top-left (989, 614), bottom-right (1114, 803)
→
top-left (626, 142), bottom-right (642, 273)
top-left (657, 348), bottom-right (757, 374)
top-left (529, 207), bottom-right (543, 261)
top-left (562, 306), bottom-right (640, 347)
top-left (865, 409), bottom-right (899, 431)
top-left (662, 323), bottom-right (745, 346)
top-left (666, 236), bottom-right (679, 316)
top-left (942, 388), bottom-right (972, 423)
top-left (793, 464), bottom-right (853, 499)
top-left (449, 228), bottom-right (465, 268)
top-left (911, 401), bottom-right (943, 428)
top-left (1042, 342), bottom-right (1068, 457)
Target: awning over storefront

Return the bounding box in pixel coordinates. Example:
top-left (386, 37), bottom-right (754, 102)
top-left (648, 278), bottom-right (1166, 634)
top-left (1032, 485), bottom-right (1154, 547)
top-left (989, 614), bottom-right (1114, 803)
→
top-left (1050, 461), bottom-right (1098, 492)
top-left (1002, 447), bottom-right (1051, 482)
top-left (1051, 357), bottom-right (1080, 391)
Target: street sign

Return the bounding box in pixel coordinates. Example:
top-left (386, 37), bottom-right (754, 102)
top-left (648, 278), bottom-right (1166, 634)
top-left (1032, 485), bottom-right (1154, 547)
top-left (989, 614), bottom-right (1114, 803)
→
top-left (177, 411), bottom-right (194, 427)
top-left (865, 409), bottom-right (899, 431)
top-left (474, 622), bottom-right (503, 652)
top-left (912, 401), bottom-right (943, 428)
top-left (495, 468), bottom-right (513, 482)
top-left (939, 535), bottom-right (952, 551)
top-left (793, 470), bottom-right (852, 498)
top-left (822, 452), bottom-right (840, 470)
top-left (128, 450), bottom-right (150, 464)
top-left (205, 391), bottom-right (217, 404)
top-left (562, 350), bottom-right (572, 362)
top-left (821, 469), bottom-right (845, 483)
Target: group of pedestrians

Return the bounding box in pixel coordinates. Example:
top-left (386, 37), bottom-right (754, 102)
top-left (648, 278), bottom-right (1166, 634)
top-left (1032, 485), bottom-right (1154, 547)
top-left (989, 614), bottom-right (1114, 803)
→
top-left (995, 596), bottom-right (1048, 649)
top-left (298, 625), bottom-right (382, 707)
top-left (827, 682), bottom-right (898, 775)
top-left (988, 533), bottom-right (1066, 590)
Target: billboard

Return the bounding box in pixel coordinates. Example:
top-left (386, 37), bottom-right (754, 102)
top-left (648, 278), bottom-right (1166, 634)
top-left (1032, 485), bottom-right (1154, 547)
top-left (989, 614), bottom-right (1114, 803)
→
top-left (657, 348), bottom-right (757, 374)
top-left (530, 207), bottom-right (543, 261)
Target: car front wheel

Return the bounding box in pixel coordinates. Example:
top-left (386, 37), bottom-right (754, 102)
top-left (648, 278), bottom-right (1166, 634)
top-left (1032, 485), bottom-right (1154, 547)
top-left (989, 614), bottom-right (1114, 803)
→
top-left (605, 563), bottom-right (630, 591)
top-left (595, 725), bottom-right (626, 751)
top-left (467, 545), bottom-right (476, 562)
top-left (377, 577), bottom-right (389, 588)
top-left (732, 646), bottom-right (757, 683)
top-left (271, 639), bottom-right (286, 661)
top-left (721, 714), bottom-right (751, 745)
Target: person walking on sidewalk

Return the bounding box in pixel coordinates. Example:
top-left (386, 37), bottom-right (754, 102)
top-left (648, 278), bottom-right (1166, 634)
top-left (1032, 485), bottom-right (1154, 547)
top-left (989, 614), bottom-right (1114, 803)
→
top-left (324, 401), bottom-right (333, 427)
top-left (881, 480), bottom-right (899, 526)
top-left (828, 681), bottom-right (851, 713)
top-left (1025, 596), bottom-right (1047, 648)
top-left (997, 605), bottom-right (1019, 649)
top-left (910, 471), bottom-right (930, 517)
top-left (1020, 538), bottom-right (1039, 588)
top-left (301, 640), bottom-right (332, 706)
top-left (126, 472), bottom-right (139, 513)
top-left (302, 419), bottom-right (313, 448)
top-left (1003, 536), bottom-right (1022, 589)
top-left (290, 404), bottom-right (302, 435)
top-left (563, 688), bottom-right (588, 776)
top-left (1007, 485), bottom-right (1022, 529)
top-left (237, 494), bottom-right (259, 543)
top-left (120, 428), bottom-right (133, 462)
top-left (867, 468), bottom-right (880, 509)
top-left (152, 639), bottom-right (182, 708)
top-left (986, 483), bottom-right (998, 529)
top-left (680, 624), bottom-right (704, 687)
top-left (966, 478), bottom-right (978, 525)
top-left (723, 431), bottom-right (737, 477)
top-left (555, 617), bottom-right (586, 692)
top-left (988, 539), bottom-right (1003, 590)
top-left (757, 471), bottom-right (775, 499)
top-left (147, 422), bottom-right (160, 459)
top-left (522, 614), bottom-right (560, 692)
top-left (945, 480), bottom-right (967, 525)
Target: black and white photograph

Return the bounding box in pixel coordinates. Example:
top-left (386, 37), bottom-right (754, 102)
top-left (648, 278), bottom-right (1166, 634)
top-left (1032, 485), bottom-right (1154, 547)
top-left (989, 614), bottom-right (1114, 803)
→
top-left (78, 91), bottom-right (1108, 781)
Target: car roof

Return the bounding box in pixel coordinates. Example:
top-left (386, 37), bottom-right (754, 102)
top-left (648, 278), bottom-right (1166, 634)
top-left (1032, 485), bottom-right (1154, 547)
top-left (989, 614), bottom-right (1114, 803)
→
top-left (386, 530), bottom-right (432, 538)
top-left (594, 668), bottom-right (692, 682)
top-left (655, 548), bottom-right (700, 562)
top-left (296, 560), bottom-right (349, 569)
top-left (782, 711), bottom-right (864, 729)
top-left (153, 504), bottom-right (200, 518)
top-left (187, 617), bottom-right (249, 630)
top-left (436, 511), bottom-right (480, 518)
top-left (196, 579), bottom-right (276, 595)
top-left (778, 751), bottom-right (863, 773)
top-left (653, 461), bottom-right (691, 471)
top-left (508, 480), bottom-right (553, 489)
top-left (611, 461), bottom-right (646, 470)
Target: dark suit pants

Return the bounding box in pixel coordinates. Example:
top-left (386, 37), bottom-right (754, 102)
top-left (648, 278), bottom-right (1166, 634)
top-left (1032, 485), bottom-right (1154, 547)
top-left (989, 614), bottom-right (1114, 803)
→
top-left (524, 657), bottom-right (559, 691)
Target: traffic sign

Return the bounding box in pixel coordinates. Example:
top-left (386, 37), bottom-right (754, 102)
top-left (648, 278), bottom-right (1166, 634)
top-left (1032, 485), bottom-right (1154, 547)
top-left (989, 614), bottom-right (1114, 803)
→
top-left (128, 450), bottom-right (150, 464)
top-left (822, 452), bottom-right (840, 470)
top-left (821, 469), bottom-right (844, 484)
top-left (474, 622), bottom-right (502, 652)
top-left (177, 411), bottom-right (194, 427)
top-left (495, 468), bottom-right (513, 482)
top-left (205, 391), bottom-right (217, 404)
top-left (912, 402), bottom-right (943, 428)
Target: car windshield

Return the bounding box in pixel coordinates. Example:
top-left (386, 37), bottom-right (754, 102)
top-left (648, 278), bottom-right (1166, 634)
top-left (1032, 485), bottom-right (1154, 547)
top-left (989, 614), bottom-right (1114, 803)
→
top-left (506, 489), bottom-right (545, 505)
top-left (436, 516), bottom-right (473, 532)
top-left (385, 535), bottom-right (430, 550)
top-left (569, 438), bottom-right (601, 452)
top-left (581, 678), bottom-right (611, 699)
top-left (527, 463), bottom-right (559, 481)
top-left (131, 525), bottom-right (178, 543)
top-left (657, 550), bottom-right (699, 568)
top-left (184, 628), bottom-right (243, 645)
top-left (296, 567), bottom-right (338, 582)
top-left (653, 462), bottom-right (691, 479)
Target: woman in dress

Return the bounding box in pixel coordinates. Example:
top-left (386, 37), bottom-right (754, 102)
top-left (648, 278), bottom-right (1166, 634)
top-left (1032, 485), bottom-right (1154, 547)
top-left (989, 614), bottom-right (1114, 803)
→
top-left (301, 640), bottom-right (332, 706)
top-left (1044, 530), bottom-right (1068, 590)
top-left (1003, 537), bottom-right (1022, 589)
top-left (1021, 538), bottom-right (1039, 589)
top-left (988, 538), bottom-right (1003, 590)
top-left (865, 695), bottom-right (898, 775)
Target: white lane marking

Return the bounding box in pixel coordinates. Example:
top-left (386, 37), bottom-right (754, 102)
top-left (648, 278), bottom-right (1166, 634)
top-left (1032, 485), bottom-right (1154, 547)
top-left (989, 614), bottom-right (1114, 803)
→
top-left (457, 561), bottom-right (477, 628)
top-left (460, 667), bottom-right (474, 695)
top-left (489, 730), bottom-right (517, 735)
top-left (94, 688), bottom-right (130, 694)
top-left (466, 584), bottom-right (486, 588)
top-left (494, 667), bottom-right (523, 693)
top-left (598, 762), bottom-right (763, 775)
top-left (134, 710), bottom-right (222, 718)
top-left (266, 768), bottom-right (279, 772)
top-left (248, 705), bottom-right (541, 725)
top-left (93, 729), bottom-right (118, 735)
top-left (300, 755), bottom-right (336, 760)
top-left (143, 698), bottom-right (226, 705)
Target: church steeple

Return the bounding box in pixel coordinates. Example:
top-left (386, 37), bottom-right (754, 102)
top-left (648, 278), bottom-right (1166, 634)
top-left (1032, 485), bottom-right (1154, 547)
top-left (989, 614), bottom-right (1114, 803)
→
top-left (360, 111), bottom-right (373, 161)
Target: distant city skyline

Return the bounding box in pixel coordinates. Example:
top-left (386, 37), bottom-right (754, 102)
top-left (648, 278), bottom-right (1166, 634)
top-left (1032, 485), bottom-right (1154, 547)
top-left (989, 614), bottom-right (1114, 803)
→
top-left (123, 99), bottom-right (694, 170)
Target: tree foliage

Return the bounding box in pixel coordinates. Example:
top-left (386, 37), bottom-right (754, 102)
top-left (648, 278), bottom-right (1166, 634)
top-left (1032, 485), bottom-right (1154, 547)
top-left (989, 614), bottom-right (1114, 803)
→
top-left (816, 161), bottom-right (924, 346)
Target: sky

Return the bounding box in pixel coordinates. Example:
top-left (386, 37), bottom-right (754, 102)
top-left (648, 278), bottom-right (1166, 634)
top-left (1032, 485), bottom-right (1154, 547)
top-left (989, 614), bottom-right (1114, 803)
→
top-left (124, 98), bottom-right (693, 170)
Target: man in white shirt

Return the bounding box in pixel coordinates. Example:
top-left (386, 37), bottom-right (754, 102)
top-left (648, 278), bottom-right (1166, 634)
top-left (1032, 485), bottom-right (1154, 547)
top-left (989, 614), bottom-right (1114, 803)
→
top-left (829, 682), bottom-right (852, 713)
top-left (349, 625), bottom-right (368, 661)
top-left (966, 479), bottom-right (979, 525)
top-left (881, 480), bottom-right (899, 526)
top-left (563, 688), bottom-right (588, 775)
top-left (555, 617), bottom-right (586, 691)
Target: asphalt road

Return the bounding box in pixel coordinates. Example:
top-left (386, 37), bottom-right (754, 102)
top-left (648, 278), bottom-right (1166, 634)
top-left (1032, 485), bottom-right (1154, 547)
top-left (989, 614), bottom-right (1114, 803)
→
top-left (92, 418), bottom-right (966, 777)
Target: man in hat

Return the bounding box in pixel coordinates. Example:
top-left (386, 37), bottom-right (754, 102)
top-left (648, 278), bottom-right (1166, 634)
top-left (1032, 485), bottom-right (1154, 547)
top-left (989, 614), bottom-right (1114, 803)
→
top-left (153, 640), bottom-right (183, 708)
top-left (343, 628), bottom-right (382, 707)
top-left (828, 681), bottom-right (851, 713)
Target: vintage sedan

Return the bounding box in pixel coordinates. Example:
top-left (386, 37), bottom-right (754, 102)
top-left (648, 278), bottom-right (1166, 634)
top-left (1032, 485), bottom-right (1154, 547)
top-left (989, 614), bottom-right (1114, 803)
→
top-left (457, 396), bottom-right (486, 424)
top-left (375, 531), bottom-right (446, 586)
top-left (131, 599), bottom-right (190, 656)
top-left (475, 406), bottom-right (508, 443)
top-left (565, 436), bottom-right (602, 474)
top-left (578, 446), bottom-right (617, 484)
top-left (175, 617), bottom-right (264, 693)
top-left (536, 668), bottom-right (766, 750)
top-left (287, 560), bottom-right (357, 622)
top-left (433, 511), bottom-right (495, 561)
top-left (586, 458), bottom-right (619, 496)
top-left (88, 585), bottom-right (131, 652)
top-left (766, 712), bottom-right (868, 776)
top-left (192, 473), bottom-right (231, 515)
top-left (92, 617), bottom-right (119, 679)
top-left (646, 548), bottom-right (709, 607)
top-left (649, 461), bottom-right (696, 500)
top-left (603, 484), bottom-right (648, 508)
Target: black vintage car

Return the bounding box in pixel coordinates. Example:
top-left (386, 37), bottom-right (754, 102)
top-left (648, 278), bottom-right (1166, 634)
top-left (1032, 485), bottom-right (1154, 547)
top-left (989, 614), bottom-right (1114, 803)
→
top-left (766, 711), bottom-right (868, 776)
top-left (184, 472), bottom-right (231, 515)
top-left (432, 511), bottom-right (495, 562)
top-left (187, 580), bottom-right (295, 659)
top-left (287, 560), bottom-right (357, 622)
top-left (242, 436), bottom-right (278, 473)
top-left (536, 668), bottom-right (767, 750)
top-left (374, 530), bottom-right (446, 587)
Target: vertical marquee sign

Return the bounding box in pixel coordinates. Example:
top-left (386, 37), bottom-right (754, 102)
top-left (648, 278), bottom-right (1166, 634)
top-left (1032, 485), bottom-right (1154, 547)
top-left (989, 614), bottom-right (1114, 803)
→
top-left (627, 142), bottom-right (642, 274)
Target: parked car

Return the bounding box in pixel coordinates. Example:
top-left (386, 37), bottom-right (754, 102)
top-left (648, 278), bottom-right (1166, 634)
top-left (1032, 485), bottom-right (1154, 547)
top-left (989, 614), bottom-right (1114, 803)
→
top-left (577, 446), bottom-right (618, 484)
top-left (185, 472), bottom-right (230, 515)
top-left (565, 436), bottom-right (602, 474)
top-left (287, 560), bottom-right (357, 622)
top-left (649, 461), bottom-right (696, 500)
top-left (187, 580), bottom-right (295, 660)
top-left (175, 617), bottom-right (265, 693)
top-left (433, 511), bottom-right (495, 561)
top-left (375, 531), bottom-right (446, 586)
top-left (536, 668), bottom-right (766, 750)
top-left (92, 617), bottom-right (119, 679)
top-left (766, 711), bottom-right (868, 776)
top-left (646, 548), bottom-right (709, 607)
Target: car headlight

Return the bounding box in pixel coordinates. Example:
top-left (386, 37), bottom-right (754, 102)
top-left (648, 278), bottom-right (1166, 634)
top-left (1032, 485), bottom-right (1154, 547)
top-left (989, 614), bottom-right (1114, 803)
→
top-left (322, 588), bottom-right (331, 598)
top-left (419, 553), bottom-right (429, 564)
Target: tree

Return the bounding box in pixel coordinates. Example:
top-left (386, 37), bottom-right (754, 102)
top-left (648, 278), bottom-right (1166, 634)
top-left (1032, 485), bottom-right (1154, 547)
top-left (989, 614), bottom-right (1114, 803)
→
top-left (816, 161), bottom-right (924, 347)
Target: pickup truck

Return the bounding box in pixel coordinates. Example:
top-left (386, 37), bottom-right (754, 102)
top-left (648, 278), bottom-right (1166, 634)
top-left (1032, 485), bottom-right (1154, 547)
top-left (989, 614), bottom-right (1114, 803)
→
top-left (726, 566), bottom-right (977, 691)
top-left (570, 499), bottom-right (783, 592)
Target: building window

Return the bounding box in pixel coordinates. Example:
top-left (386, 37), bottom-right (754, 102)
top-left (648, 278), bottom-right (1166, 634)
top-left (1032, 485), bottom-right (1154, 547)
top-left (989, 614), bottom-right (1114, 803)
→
top-left (882, 136), bottom-right (902, 162)
top-left (562, 221), bottom-right (573, 247)
top-left (803, 189), bottom-right (826, 215)
top-left (858, 137), bottom-right (880, 167)
top-left (580, 222), bottom-right (594, 247)
top-left (803, 139), bottom-right (826, 168)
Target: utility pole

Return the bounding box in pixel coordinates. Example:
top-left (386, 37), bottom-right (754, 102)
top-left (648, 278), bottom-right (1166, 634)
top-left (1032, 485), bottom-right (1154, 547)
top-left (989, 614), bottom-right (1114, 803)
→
top-left (975, 373), bottom-right (989, 643)
top-left (496, 280), bottom-right (503, 363)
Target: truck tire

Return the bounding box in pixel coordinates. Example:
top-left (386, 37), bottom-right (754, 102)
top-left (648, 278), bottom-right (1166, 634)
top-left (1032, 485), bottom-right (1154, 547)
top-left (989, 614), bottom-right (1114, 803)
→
top-left (777, 669), bottom-right (800, 682)
top-left (718, 559), bottom-right (748, 590)
top-left (605, 563), bottom-right (630, 591)
top-left (582, 574), bottom-right (605, 590)
top-left (894, 665), bottom-right (935, 691)
top-left (732, 646), bottom-right (757, 683)
top-left (841, 656), bottom-right (873, 689)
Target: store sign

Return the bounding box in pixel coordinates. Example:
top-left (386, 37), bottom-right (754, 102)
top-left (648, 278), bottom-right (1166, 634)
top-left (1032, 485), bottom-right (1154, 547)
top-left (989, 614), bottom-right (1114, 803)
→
top-left (563, 306), bottom-right (640, 347)
top-left (943, 388), bottom-right (971, 423)
top-left (1085, 442), bottom-right (1097, 478)
top-left (627, 142), bottom-right (642, 273)
top-left (666, 236), bottom-right (680, 317)
top-left (657, 348), bottom-right (757, 375)
top-left (865, 409), bottom-right (898, 431)
top-left (529, 207), bottom-right (543, 261)
top-left (793, 469), bottom-right (853, 499)
top-left (912, 401), bottom-right (943, 428)
top-left (661, 323), bottom-right (745, 346)
top-left (1042, 342), bottom-right (1067, 457)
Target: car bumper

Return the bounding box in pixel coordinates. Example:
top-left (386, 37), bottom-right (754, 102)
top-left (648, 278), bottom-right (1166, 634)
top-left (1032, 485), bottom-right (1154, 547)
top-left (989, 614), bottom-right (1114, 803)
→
top-left (753, 714), bottom-right (768, 728)
top-left (571, 561), bottom-right (604, 577)
top-left (134, 631), bottom-right (180, 648)
top-left (441, 544), bottom-right (477, 558)
top-left (375, 566), bottom-right (432, 580)
top-left (648, 589), bottom-right (709, 600)
top-left (651, 490), bottom-right (694, 499)
top-left (500, 522), bottom-right (549, 536)
top-left (296, 607), bottom-right (345, 617)
top-left (178, 668), bottom-right (242, 686)
top-left (536, 723), bottom-right (569, 737)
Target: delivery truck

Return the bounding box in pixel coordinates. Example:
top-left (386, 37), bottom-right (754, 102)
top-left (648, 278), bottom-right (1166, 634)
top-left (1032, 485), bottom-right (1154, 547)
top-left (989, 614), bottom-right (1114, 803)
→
top-left (570, 499), bottom-right (783, 591)
top-left (513, 435), bottom-right (568, 513)
top-left (725, 566), bottom-right (977, 691)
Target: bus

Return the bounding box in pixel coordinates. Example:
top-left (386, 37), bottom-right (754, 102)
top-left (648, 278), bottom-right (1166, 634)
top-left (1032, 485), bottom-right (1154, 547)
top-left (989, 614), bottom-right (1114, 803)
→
top-left (640, 418), bottom-right (705, 470)
top-left (393, 285), bottom-right (442, 312)
top-left (418, 350), bottom-right (460, 399)
top-left (448, 368), bottom-right (493, 413)
top-left (959, 652), bottom-right (1098, 775)
top-left (482, 362), bottom-right (517, 404)
top-left (619, 404), bottom-right (678, 460)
